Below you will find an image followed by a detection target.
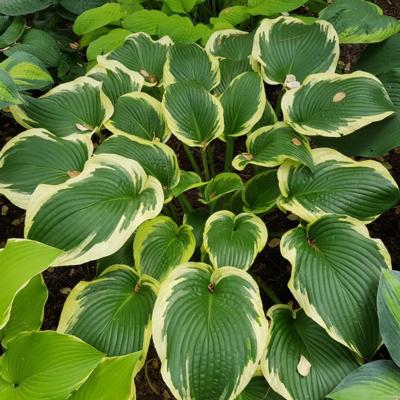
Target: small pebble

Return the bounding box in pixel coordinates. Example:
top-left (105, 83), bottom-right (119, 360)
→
top-left (59, 287), bottom-right (72, 295)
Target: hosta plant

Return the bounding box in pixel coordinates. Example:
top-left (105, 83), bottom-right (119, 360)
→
top-left (1, 12), bottom-right (400, 400)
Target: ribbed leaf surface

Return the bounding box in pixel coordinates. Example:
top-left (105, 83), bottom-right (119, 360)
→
top-left (201, 173), bottom-right (243, 204)
top-left (214, 58), bottom-right (252, 95)
top-left (236, 375), bottom-right (284, 400)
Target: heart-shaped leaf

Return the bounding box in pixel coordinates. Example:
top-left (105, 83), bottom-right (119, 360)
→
top-left (171, 170), bottom-right (206, 198)
top-left (200, 172), bottom-right (243, 204)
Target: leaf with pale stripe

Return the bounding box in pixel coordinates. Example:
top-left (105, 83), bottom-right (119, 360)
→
top-left (0, 331), bottom-right (104, 400)
top-left (203, 211), bottom-right (267, 270)
top-left (327, 360), bottom-right (400, 400)
top-left (163, 81), bottom-right (224, 147)
top-left (0, 129), bottom-right (92, 209)
top-left (214, 58), bottom-right (253, 95)
top-left (233, 123), bottom-right (313, 171)
top-left (200, 172), bottom-right (243, 204)
top-left (236, 374), bottom-right (284, 400)
top-left (0, 69), bottom-right (21, 109)
top-left (10, 77), bottom-right (113, 137)
top-left (282, 71), bottom-right (395, 137)
top-left (252, 17), bottom-right (339, 85)
top-left (153, 263), bottom-right (268, 400)
top-left (58, 265), bottom-right (157, 360)
top-left (261, 305), bottom-right (358, 400)
top-left (25, 154), bottom-right (164, 266)
top-left (134, 216), bottom-right (196, 282)
top-left (105, 92), bottom-right (169, 142)
top-left (281, 214), bottom-right (391, 358)
top-left (278, 148), bottom-right (399, 223)
top-left (171, 170), bottom-right (206, 197)
top-left (163, 43), bottom-right (220, 90)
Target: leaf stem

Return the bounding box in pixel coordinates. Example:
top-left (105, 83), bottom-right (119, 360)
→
top-left (208, 145), bottom-right (216, 177)
top-left (183, 144), bottom-right (202, 176)
top-left (177, 194), bottom-right (193, 213)
top-left (202, 147), bottom-right (211, 181)
top-left (224, 138), bottom-right (234, 172)
top-left (255, 277), bottom-right (282, 304)
top-left (167, 202), bottom-right (179, 223)
top-left (274, 88), bottom-right (285, 118)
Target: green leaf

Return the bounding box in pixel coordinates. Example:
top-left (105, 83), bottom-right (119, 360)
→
top-left (134, 216), bottom-right (196, 281)
top-left (58, 265), bottom-right (157, 359)
top-left (106, 32), bottom-right (173, 86)
top-left (236, 374), bottom-right (284, 400)
top-left (87, 58), bottom-right (144, 104)
top-left (218, 6), bottom-right (251, 26)
top-left (87, 28), bottom-right (131, 61)
top-left (319, 0), bottom-right (400, 44)
top-left (200, 172), bottom-right (243, 204)
top-left (164, 0), bottom-right (204, 14)
top-left (252, 100), bottom-right (278, 130)
top-left (122, 10), bottom-right (168, 36)
top-left (220, 72), bottom-right (265, 138)
top-left (10, 77), bottom-right (113, 137)
top-left (0, 69), bottom-right (21, 109)
top-left (59, 0), bottom-right (109, 15)
top-left (73, 3), bottom-right (123, 35)
top-left (96, 134), bottom-right (179, 201)
top-left (0, 129), bottom-right (92, 209)
top-left (242, 170), bottom-right (280, 214)
top-left (106, 92), bottom-right (169, 142)
top-left (164, 43), bottom-right (220, 91)
top-left (5, 29), bottom-right (60, 68)
top-left (0, 331), bottom-right (104, 400)
top-left (158, 14), bottom-right (206, 44)
top-left (153, 263), bottom-right (268, 400)
top-left (282, 71), bottom-right (395, 137)
top-left (281, 214), bottom-right (391, 358)
top-left (0, 239), bottom-right (62, 329)
top-left (69, 353), bottom-right (142, 400)
top-left (203, 211), bottom-right (267, 270)
top-left (327, 360), bottom-right (400, 400)
top-left (0, 0), bottom-right (55, 16)
top-left (252, 16), bottom-right (339, 85)
top-left (80, 27), bottom-right (111, 48)
top-left (183, 208), bottom-right (210, 249)
top-left (163, 81), bottom-right (224, 147)
top-left (377, 270), bottom-right (400, 367)
top-left (171, 170), bottom-right (206, 197)
top-left (233, 123), bottom-right (313, 171)
top-left (0, 275), bottom-right (47, 348)
top-left (0, 17), bottom-right (25, 48)
top-left (278, 148), bottom-right (399, 223)
top-left (248, 0), bottom-right (308, 16)
top-left (262, 305), bottom-right (358, 400)
top-left (25, 154), bottom-right (163, 266)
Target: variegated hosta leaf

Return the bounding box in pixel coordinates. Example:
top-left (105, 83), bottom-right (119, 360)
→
top-left (0, 331), bottom-right (104, 400)
top-left (206, 29), bottom-right (254, 62)
top-left (183, 208), bottom-right (210, 248)
top-left (171, 170), bottom-right (206, 198)
top-left (25, 154), bottom-right (164, 266)
top-left (105, 92), bottom-right (170, 142)
top-left (262, 305), bottom-right (358, 400)
top-left (377, 270), bottom-right (400, 366)
top-left (252, 16), bottom-right (339, 85)
top-left (0, 129), bottom-right (92, 209)
top-left (281, 214), bottom-right (391, 358)
top-left (236, 374), bottom-right (284, 400)
top-left (319, 0), bottom-right (400, 44)
top-left (163, 81), bottom-right (224, 147)
top-left (200, 172), bottom-right (243, 204)
top-left (203, 211), bottom-right (267, 270)
top-left (214, 58), bottom-right (253, 95)
top-left (58, 265), bottom-right (157, 359)
top-left (242, 170), bottom-right (280, 214)
top-left (282, 71), bottom-right (395, 137)
top-left (10, 77), bottom-right (113, 137)
top-left (278, 148), bottom-right (399, 223)
top-left (153, 263), bottom-right (268, 400)
top-left (220, 72), bottom-right (265, 138)
top-left (327, 360), bottom-right (400, 400)
top-left (0, 274), bottom-right (47, 347)
top-left (96, 134), bottom-right (179, 202)
top-left (0, 69), bottom-right (21, 109)
top-left (106, 32), bottom-right (173, 86)
top-left (233, 123), bottom-right (313, 171)
top-left (69, 353), bottom-right (142, 400)
top-left (0, 239), bottom-right (62, 329)
top-left (252, 101), bottom-right (278, 131)
top-left (163, 43), bottom-right (220, 90)
top-left (134, 216), bottom-right (196, 282)
top-left (87, 58), bottom-right (144, 104)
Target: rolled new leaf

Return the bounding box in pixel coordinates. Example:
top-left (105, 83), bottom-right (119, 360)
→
top-left (0, 331), bottom-right (104, 400)
top-left (25, 154), bottom-right (164, 266)
top-left (262, 305), bottom-right (358, 400)
top-left (58, 265), bottom-right (157, 359)
top-left (327, 360), bottom-right (400, 400)
top-left (282, 71), bottom-right (395, 137)
top-left (105, 92), bottom-right (170, 142)
top-left (10, 77), bottom-right (113, 137)
top-left (134, 216), bottom-right (196, 282)
top-left (153, 263), bottom-right (268, 400)
top-left (252, 16), bottom-right (339, 85)
top-left (203, 211), bottom-right (267, 270)
top-left (0, 129), bottom-right (93, 209)
top-left (163, 81), bottom-right (224, 147)
top-left (233, 123), bottom-right (313, 171)
top-left (200, 172), bottom-right (243, 204)
top-left (163, 43), bottom-right (220, 90)
top-left (278, 148), bottom-right (399, 223)
top-left (281, 214), bottom-right (391, 359)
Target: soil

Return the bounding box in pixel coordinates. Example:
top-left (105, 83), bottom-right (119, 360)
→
top-left (1, 1), bottom-right (400, 398)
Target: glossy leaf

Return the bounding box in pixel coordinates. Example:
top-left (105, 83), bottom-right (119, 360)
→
top-left (183, 208), bottom-right (210, 248)
top-left (248, 0), bottom-right (308, 16)
top-left (200, 172), bottom-right (243, 204)
top-left (214, 58), bottom-right (252, 95)
top-left (171, 170), bottom-right (206, 198)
